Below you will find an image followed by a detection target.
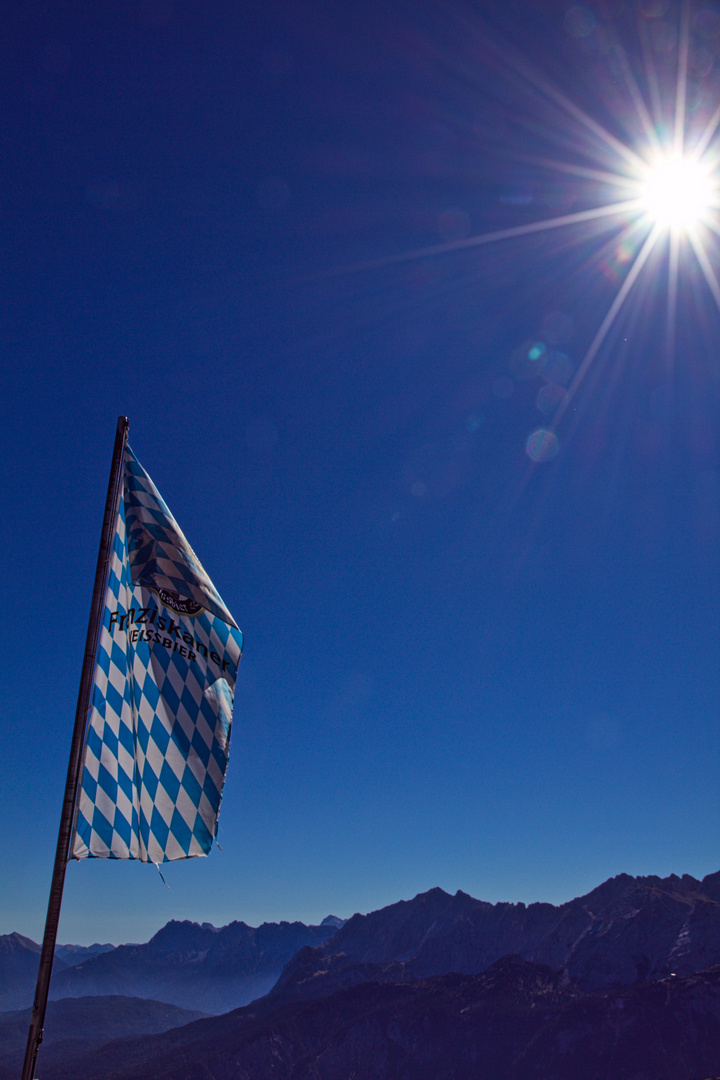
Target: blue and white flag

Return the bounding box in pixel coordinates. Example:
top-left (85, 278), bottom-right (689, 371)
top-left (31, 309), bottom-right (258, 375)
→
top-left (73, 445), bottom-right (243, 863)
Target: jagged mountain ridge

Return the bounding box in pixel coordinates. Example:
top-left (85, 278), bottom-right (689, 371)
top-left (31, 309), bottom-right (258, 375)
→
top-left (36, 957), bottom-right (720, 1080)
top-left (47, 916), bottom-right (344, 1013)
top-left (271, 870), bottom-right (720, 1002)
top-left (0, 918), bottom-right (346, 1013)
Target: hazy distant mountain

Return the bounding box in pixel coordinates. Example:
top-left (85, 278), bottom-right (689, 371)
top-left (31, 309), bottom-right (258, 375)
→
top-left (54, 942), bottom-right (114, 964)
top-left (47, 917), bottom-right (344, 1013)
top-left (36, 957), bottom-right (720, 1080)
top-left (0, 996), bottom-right (205, 1075)
top-left (0, 935), bottom-right (117, 1011)
top-left (0, 934), bottom-right (44, 1011)
top-left (319, 914), bottom-right (345, 929)
top-left (270, 871), bottom-right (720, 1003)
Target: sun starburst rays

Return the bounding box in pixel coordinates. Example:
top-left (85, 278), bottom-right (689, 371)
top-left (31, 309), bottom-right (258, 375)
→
top-left (321, 3), bottom-right (720, 459)
top-left (554, 222), bottom-right (663, 429)
top-left (488, 1), bottom-right (720, 453)
top-left (537, 14), bottom-right (720, 433)
top-left (462, 6), bottom-right (720, 440)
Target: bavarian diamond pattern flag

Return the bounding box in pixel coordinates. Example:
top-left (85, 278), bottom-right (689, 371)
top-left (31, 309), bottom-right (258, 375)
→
top-left (73, 445), bottom-right (243, 863)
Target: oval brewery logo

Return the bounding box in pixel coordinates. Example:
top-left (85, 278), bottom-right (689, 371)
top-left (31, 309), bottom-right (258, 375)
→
top-left (154, 588), bottom-right (204, 618)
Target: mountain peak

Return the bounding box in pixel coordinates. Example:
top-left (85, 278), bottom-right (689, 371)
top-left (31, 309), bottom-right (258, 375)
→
top-left (0, 932), bottom-right (40, 954)
top-left (419, 886), bottom-right (452, 900)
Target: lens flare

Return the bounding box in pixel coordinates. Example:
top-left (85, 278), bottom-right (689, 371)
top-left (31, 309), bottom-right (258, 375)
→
top-left (526, 428), bottom-right (560, 462)
top-left (639, 154), bottom-right (714, 231)
top-left (332, 4), bottom-right (720, 459)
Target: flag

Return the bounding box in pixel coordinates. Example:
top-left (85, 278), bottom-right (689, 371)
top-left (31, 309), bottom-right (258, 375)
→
top-left (73, 445), bottom-right (243, 863)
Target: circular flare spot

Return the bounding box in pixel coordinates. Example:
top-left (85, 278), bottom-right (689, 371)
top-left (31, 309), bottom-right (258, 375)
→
top-left (526, 428), bottom-right (560, 462)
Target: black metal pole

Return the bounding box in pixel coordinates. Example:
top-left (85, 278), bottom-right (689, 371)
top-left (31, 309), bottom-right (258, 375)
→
top-left (21, 416), bottom-right (129, 1080)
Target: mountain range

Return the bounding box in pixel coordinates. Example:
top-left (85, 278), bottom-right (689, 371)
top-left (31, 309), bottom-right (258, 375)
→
top-left (0, 916), bottom-right (344, 1014)
top-left (6, 870), bottom-right (720, 1077)
top-left (270, 870), bottom-right (720, 1002)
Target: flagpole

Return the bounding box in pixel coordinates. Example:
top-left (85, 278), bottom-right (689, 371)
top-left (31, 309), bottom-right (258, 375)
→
top-left (21, 416), bottom-right (129, 1080)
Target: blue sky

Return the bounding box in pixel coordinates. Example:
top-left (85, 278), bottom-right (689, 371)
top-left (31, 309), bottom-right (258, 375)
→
top-left (3, 0), bottom-right (720, 945)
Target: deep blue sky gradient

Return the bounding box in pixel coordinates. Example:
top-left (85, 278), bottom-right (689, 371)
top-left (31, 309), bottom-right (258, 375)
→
top-left (3, 0), bottom-right (720, 944)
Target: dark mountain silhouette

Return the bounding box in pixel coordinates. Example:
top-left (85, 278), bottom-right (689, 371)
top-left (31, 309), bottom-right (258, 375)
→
top-left (270, 871), bottom-right (720, 1003)
top-left (47, 917), bottom-right (343, 1013)
top-left (35, 957), bottom-right (720, 1080)
top-left (0, 995), bottom-right (205, 1074)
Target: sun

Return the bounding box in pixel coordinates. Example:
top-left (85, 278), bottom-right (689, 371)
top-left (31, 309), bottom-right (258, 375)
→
top-left (638, 153), bottom-right (715, 232)
top-left (341, 2), bottom-right (720, 450)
